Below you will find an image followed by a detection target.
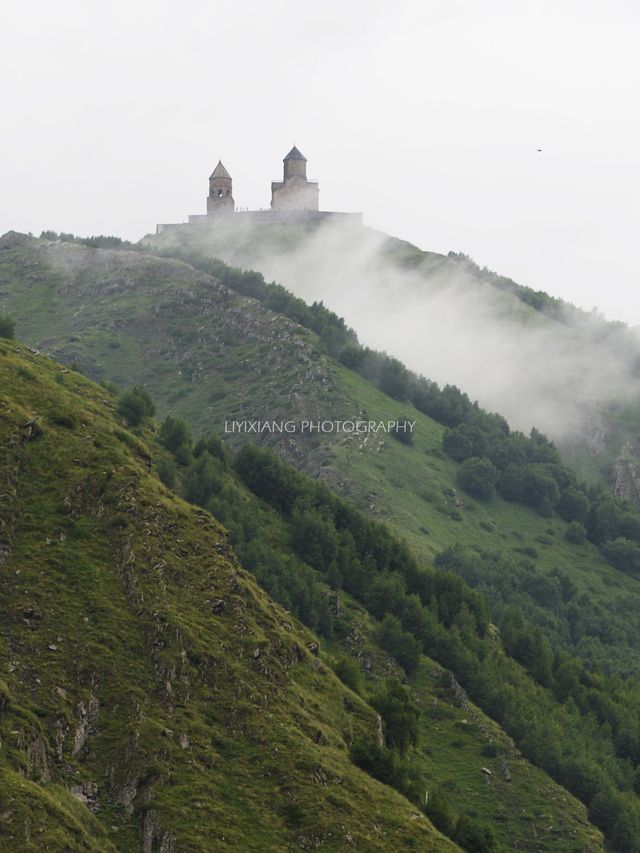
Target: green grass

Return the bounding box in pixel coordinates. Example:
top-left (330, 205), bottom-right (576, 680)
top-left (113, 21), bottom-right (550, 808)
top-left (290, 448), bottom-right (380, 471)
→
top-left (0, 341), bottom-right (459, 851)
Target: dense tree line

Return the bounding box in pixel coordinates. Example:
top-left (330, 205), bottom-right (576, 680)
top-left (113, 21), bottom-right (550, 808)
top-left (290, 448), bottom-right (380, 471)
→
top-left (447, 251), bottom-right (580, 324)
top-left (434, 543), bottom-right (640, 678)
top-left (40, 230), bottom-right (144, 251)
top-left (441, 411), bottom-right (640, 578)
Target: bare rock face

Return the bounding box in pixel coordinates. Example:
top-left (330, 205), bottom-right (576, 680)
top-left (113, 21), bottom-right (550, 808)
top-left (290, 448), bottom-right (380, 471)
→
top-left (71, 781), bottom-right (99, 812)
top-left (118, 783), bottom-right (139, 816)
top-left (613, 443), bottom-right (640, 507)
top-left (142, 809), bottom-right (175, 853)
top-left (0, 230), bottom-right (35, 249)
top-left (72, 693), bottom-right (100, 757)
top-left (24, 729), bottom-right (53, 783)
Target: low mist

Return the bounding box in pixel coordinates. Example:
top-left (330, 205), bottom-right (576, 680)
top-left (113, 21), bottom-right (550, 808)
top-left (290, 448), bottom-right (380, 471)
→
top-left (167, 218), bottom-right (640, 445)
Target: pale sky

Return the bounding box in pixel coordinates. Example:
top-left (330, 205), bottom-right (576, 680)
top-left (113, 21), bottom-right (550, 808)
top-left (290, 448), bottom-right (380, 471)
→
top-left (2, 0), bottom-right (639, 323)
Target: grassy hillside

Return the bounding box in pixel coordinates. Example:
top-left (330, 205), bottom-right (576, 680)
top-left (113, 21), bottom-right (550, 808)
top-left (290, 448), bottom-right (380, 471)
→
top-left (2, 232), bottom-right (640, 682)
top-left (0, 340), bottom-right (462, 851)
top-left (145, 218), bottom-right (640, 501)
top-left (150, 427), bottom-right (604, 851)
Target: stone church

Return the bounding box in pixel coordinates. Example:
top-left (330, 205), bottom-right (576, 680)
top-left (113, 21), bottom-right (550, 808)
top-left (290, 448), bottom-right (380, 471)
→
top-left (270, 146), bottom-right (319, 211)
top-left (156, 146), bottom-right (361, 233)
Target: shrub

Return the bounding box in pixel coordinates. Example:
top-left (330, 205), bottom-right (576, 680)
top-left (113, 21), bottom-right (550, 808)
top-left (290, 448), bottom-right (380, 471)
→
top-left (602, 538), bottom-right (640, 575)
top-left (565, 521), bottom-right (587, 545)
top-left (425, 791), bottom-right (455, 835)
top-left (349, 736), bottom-right (403, 788)
top-left (456, 457), bottom-right (499, 501)
top-left (371, 679), bottom-right (420, 754)
top-left (117, 386), bottom-right (155, 426)
top-left (453, 814), bottom-right (499, 852)
top-left (0, 314), bottom-right (16, 339)
top-left (391, 418), bottom-right (415, 445)
top-left (375, 614), bottom-right (422, 677)
top-left (159, 416), bottom-right (191, 453)
top-left (156, 457), bottom-right (177, 489)
top-left (332, 655), bottom-right (362, 694)
top-left (558, 486), bottom-right (590, 523)
top-left (50, 410), bottom-right (77, 429)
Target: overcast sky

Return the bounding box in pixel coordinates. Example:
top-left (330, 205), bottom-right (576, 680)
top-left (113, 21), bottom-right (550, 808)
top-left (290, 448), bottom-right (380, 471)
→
top-left (2, 0), bottom-right (639, 323)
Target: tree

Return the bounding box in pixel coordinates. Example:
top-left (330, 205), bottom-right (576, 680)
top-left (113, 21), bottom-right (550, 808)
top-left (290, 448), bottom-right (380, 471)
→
top-left (424, 791), bottom-right (455, 835)
top-left (156, 456), bottom-right (177, 488)
top-left (349, 736), bottom-right (403, 788)
top-left (391, 418), bottom-right (414, 445)
top-left (565, 521), bottom-right (587, 544)
top-left (522, 463), bottom-right (560, 514)
top-left (159, 416), bottom-right (191, 453)
top-left (612, 801), bottom-right (640, 853)
top-left (183, 453), bottom-right (223, 507)
top-left (194, 432), bottom-right (227, 464)
top-left (498, 463), bottom-right (526, 502)
top-left (338, 343), bottom-right (365, 370)
top-left (376, 614), bottom-right (423, 677)
top-left (365, 573), bottom-right (407, 619)
top-left (456, 456), bottom-right (499, 501)
top-left (291, 505), bottom-right (338, 570)
top-left (378, 357), bottom-right (411, 401)
top-left (332, 655), bottom-right (362, 694)
top-left (371, 679), bottom-right (420, 754)
top-left (586, 499), bottom-right (623, 545)
top-left (453, 814), bottom-right (499, 852)
top-left (234, 444), bottom-right (299, 514)
top-left (589, 786), bottom-right (624, 835)
top-left (117, 386), bottom-right (155, 426)
top-left (558, 486), bottom-right (590, 523)
top-left (602, 538), bottom-right (640, 575)
top-left (0, 314), bottom-right (16, 339)
top-left (442, 427), bottom-right (473, 461)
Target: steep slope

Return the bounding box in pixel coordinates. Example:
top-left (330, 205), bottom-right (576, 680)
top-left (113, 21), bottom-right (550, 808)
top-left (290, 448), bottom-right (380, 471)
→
top-left (153, 434), bottom-right (606, 851)
top-left (0, 340), bottom-right (459, 851)
top-left (145, 218), bottom-right (640, 495)
top-left (2, 232), bottom-right (640, 681)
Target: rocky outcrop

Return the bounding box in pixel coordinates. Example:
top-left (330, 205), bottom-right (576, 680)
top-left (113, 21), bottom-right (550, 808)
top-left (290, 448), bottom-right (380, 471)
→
top-left (613, 443), bottom-right (640, 506)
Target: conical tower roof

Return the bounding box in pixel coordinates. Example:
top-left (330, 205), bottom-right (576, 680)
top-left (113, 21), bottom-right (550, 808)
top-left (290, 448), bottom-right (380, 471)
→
top-left (283, 146), bottom-right (306, 162)
top-left (210, 160), bottom-right (231, 180)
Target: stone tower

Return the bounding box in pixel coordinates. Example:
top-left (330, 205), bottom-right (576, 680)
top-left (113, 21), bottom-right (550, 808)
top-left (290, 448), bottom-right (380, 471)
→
top-left (207, 161), bottom-right (234, 215)
top-left (271, 146), bottom-right (319, 211)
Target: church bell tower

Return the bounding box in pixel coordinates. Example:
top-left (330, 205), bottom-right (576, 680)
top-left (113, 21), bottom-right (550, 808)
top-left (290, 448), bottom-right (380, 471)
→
top-left (207, 161), bottom-right (234, 215)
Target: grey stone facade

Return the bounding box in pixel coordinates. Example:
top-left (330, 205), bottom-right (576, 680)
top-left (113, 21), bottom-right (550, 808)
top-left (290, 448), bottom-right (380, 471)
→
top-left (156, 146), bottom-right (362, 234)
top-left (270, 146), bottom-right (319, 211)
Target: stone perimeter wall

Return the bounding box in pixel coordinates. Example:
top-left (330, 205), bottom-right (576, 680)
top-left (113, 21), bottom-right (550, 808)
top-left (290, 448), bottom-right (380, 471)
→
top-left (156, 210), bottom-right (363, 234)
